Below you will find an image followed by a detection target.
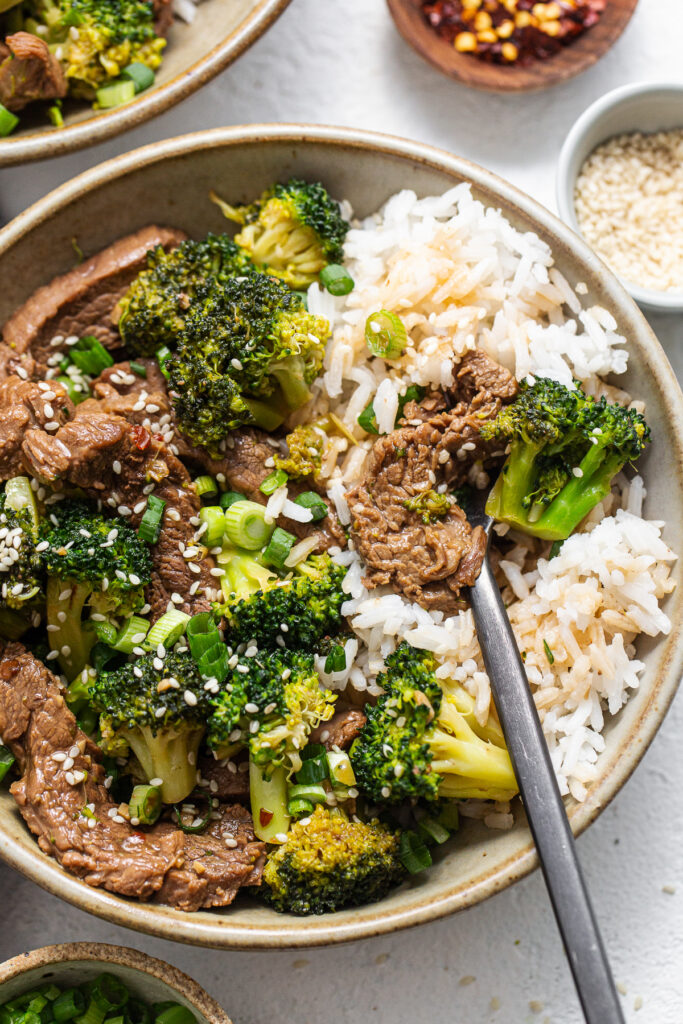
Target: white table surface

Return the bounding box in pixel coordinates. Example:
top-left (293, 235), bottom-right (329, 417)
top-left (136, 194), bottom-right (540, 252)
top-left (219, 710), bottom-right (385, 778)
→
top-left (1, 2), bottom-right (682, 1021)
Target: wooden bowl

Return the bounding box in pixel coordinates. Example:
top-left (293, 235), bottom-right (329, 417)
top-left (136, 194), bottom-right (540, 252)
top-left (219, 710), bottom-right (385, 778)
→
top-left (0, 0), bottom-right (290, 167)
top-left (0, 943), bottom-right (231, 1024)
top-left (386, 0), bottom-right (639, 92)
top-left (0, 125), bottom-right (681, 948)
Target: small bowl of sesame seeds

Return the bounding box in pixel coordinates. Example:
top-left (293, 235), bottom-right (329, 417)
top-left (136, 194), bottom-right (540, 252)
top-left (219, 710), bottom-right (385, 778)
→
top-left (557, 81), bottom-right (683, 314)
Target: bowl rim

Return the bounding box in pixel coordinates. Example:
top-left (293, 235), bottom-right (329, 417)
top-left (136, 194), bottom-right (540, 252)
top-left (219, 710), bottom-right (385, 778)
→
top-left (0, 942), bottom-right (232, 1024)
top-left (0, 122), bottom-right (682, 949)
top-left (0, 0), bottom-right (291, 168)
top-left (556, 80), bottom-right (683, 314)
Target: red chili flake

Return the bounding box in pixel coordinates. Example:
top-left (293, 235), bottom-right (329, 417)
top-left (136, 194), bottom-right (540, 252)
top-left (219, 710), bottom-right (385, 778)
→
top-left (260, 808), bottom-right (274, 827)
top-left (131, 424), bottom-right (150, 450)
top-left (421, 0), bottom-right (606, 66)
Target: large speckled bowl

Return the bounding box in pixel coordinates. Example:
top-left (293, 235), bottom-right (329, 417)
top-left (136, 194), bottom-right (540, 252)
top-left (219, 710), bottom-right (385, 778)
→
top-left (0, 1), bottom-right (290, 167)
top-left (0, 125), bottom-right (681, 949)
top-left (0, 943), bottom-right (231, 1023)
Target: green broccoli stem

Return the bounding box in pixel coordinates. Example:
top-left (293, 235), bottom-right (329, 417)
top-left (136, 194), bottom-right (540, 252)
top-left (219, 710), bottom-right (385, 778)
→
top-left (122, 724), bottom-right (204, 805)
top-left (533, 446), bottom-right (625, 541)
top-left (429, 700), bottom-right (518, 798)
top-left (486, 438), bottom-right (545, 530)
top-left (270, 355), bottom-right (313, 410)
top-left (46, 577), bottom-right (95, 679)
top-left (249, 759), bottom-right (291, 843)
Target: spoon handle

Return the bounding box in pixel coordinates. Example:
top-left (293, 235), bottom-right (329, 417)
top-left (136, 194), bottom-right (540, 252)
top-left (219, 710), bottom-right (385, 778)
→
top-left (469, 553), bottom-right (625, 1024)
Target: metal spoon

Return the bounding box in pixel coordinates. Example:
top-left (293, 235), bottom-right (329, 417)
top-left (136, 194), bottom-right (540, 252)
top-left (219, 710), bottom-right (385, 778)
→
top-left (465, 491), bottom-right (625, 1024)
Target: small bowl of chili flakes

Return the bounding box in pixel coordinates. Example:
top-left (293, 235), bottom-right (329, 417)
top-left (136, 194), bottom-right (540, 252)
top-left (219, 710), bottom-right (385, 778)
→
top-left (386, 0), bottom-right (639, 92)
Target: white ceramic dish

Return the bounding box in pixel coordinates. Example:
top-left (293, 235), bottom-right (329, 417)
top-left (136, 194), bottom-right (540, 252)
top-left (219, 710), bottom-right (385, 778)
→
top-left (0, 943), bottom-right (231, 1024)
top-left (556, 82), bottom-right (683, 314)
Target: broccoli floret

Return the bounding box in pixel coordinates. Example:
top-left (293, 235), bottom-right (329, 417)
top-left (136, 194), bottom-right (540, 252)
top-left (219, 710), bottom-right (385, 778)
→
top-left (0, 480), bottom-right (43, 615)
top-left (215, 552), bottom-right (346, 651)
top-left (273, 424), bottom-right (324, 478)
top-left (211, 178), bottom-right (349, 289)
top-left (91, 649), bottom-right (210, 804)
top-left (39, 500), bottom-right (152, 678)
top-left (262, 805), bottom-right (405, 915)
top-left (207, 647), bottom-right (336, 841)
top-left (24, 0), bottom-right (164, 95)
top-left (117, 235), bottom-right (255, 356)
top-left (167, 272), bottom-right (330, 451)
top-left (350, 642), bottom-right (518, 805)
top-left (403, 489), bottom-right (453, 524)
top-left (480, 377), bottom-right (650, 541)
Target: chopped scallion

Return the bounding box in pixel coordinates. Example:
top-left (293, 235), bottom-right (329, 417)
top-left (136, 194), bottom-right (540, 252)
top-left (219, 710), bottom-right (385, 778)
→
top-left (143, 609), bottom-right (190, 651)
top-left (324, 643), bottom-right (346, 673)
top-left (294, 491), bottom-right (328, 521)
top-left (92, 620), bottom-right (118, 646)
top-left (186, 612), bottom-right (221, 661)
top-left (399, 830), bottom-right (432, 874)
top-left (138, 494), bottom-right (166, 544)
top-left (53, 990), bottom-right (86, 1023)
top-left (417, 816), bottom-right (450, 846)
top-left (287, 797), bottom-right (314, 817)
top-left (219, 490), bottom-right (245, 510)
top-left (69, 336), bottom-right (114, 375)
top-left (224, 500), bottom-right (273, 551)
top-left (197, 642), bottom-right (230, 683)
top-left (262, 526), bottom-right (296, 569)
top-left (295, 756), bottom-right (328, 785)
top-left (0, 102), bottom-right (19, 137)
top-left (365, 310), bottom-right (407, 360)
top-left (301, 743), bottom-right (326, 761)
top-left (95, 78), bottom-right (136, 109)
top-left (129, 361), bottom-right (147, 378)
top-left (121, 62), bottom-right (155, 94)
top-left (156, 345), bottom-right (172, 380)
top-left (194, 475), bottom-right (218, 500)
top-left (56, 375), bottom-right (90, 405)
top-left (199, 505), bottom-right (225, 546)
top-left (153, 1006), bottom-right (196, 1024)
top-left (320, 263), bottom-right (354, 296)
top-left (286, 782), bottom-right (327, 805)
top-left (113, 615), bottom-right (150, 653)
top-left (0, 744), bottom-right (15, 783)
top-left (259, 469), bottom-right (288, 496)
top-left (128, 784), bottom-right (162, 825)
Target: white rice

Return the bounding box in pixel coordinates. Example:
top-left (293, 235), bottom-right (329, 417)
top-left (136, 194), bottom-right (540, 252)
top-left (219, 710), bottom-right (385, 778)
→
top-left (309, 185), bottom-right (677, 806)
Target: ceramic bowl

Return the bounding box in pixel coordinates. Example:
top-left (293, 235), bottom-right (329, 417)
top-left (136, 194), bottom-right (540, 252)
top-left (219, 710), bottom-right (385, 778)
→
top-left (556, 82), bottom-right (683, 314)
top-left (0, 0), bottom-right (290, 167)
top-left (0, 124), bottom-right (681, 949)
top-left (0, 943), bottom-right (231, 1023)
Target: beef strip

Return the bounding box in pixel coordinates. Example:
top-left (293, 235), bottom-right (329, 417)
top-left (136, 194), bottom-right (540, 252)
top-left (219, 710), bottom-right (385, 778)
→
top-left (311, 707), bottom-right (367, 751)
top-left (92, 359), bottom-right (172, 424)
top-left (153, 0), bottom-right (174, 35)
top-left (0, 376), bottom-right (74, 481)
top-left (347, 351), bottom-right (518, 614)
top-left (0, 641), bottom-right (184, 899)
top-left (197, 753), bottom-right (250, 803)
top-left (154, 804), bottom-right (265, 912)
top-left (0, 642), bottom-right (265, 908)
top-left (1, 226), bottom-right (186, 375)
top-left (20, 407), bottom-right (215, 619)
top-left (0, 32), bottom-right (67, 112)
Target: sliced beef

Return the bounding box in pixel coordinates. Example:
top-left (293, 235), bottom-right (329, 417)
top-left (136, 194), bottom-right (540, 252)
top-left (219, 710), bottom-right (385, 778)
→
top-left (154, 804), bottom-right (265, 912)
top-left (311, 707), bottom-right (367, 751)
top-left (0, 642), bottom-right (184, 900)
top-left (0, 642), bottom-right (264, 908)
top-left (1, 226), bottom-right (186, 375)
top-left (347, 352), bottom-right (517, 614)
top-left (197, 752), bottom-right (250, 803)
top-left (0, 32), bottom-right (67, 113)
top-left (0, 376), bottom-right (74, 481)
top-left (20, 407), bottom-right (215, 619)
top-left (0, 348), bottom-right (36, 385)
top-left (153, 0), bottom-right (175, 35)
top-left (92, 360), bottom-right (172, 422)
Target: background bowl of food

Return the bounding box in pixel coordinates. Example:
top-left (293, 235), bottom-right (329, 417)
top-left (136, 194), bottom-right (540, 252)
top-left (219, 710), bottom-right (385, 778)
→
top-left (0, 942), bottom-right (231, 1024)
top-left (0, 0), bottom-right (290, 166)
top-left (556, 81), bottom-right (683, 314)
top-left (0, 124), bottom-right (681, 949)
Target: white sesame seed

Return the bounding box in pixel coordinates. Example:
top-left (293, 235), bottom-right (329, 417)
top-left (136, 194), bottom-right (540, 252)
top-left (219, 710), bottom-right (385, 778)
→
top-left (224, 835), bottom-right (238, 848)
top-left (112, 814), bottom-right (126, 824)
top-left (244, 702), bottom-right (259, 713)
top-left (188, 562), bottom-right (201, 574)
top-left (69, 744), bottom-right (79, 757)
top-left (150, 777), bottom-right (163, 787)
top-left (184, 690), bottom-right (198, 706)
top-left (65, 771), bottom-right (76, 785)
top-left (249, 720), bottom-right (260, 733)
top-left (572, 467), bottom-right (584, 477)
top-left (155, 707), bottom-right (166, 718)
top-left (153, 657), bottom-right (164, 670)
top-left (52, 751), bottom-right (67, 763)
top-left (44, 421), bottom-right (59, 432)
top-left (112, 461), bottom-right (122, 474)
top-left (118, 505), bottom-right (132, 517)
top-left (274, 832), bottom-right (288, 844)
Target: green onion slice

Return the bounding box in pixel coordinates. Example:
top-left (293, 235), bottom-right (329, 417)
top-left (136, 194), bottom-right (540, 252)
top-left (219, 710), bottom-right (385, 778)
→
top-left (91, 642), bottom-right (119, 673)
top-left (399, 830), bottom-right (432, 874)
top-left (194, 475), bottom-right (218, 500)
top-left (153, 1006), bottom-right (196, 1024)
top-left (262, 526), bottom-right (296, 569)
top-left (186, 612), bottom-right (221, 660)
top-left (436, 802), bottom-right (460, 832)
top-left (121, 62), bottom-right (155, 93)
top-left (0, 743), bottom-right (15, 783)
top-left (224, 500), bottom-right (273, 551)
top-left (90, 974), bottom-right (129, 1012)
top-left (128, 784), bottom-right (162, 825)
top-left (69, 336), bottom-right (114, 375)
top-left (143, 610), bottom-right (190, 651)
top-left (324, 643), bottom-right (346, 673)
top-left (365, 310), bottom-right (407, 360)
top-left (320, 263), bottom-right (354, 296)
top-left (357, 383), bottom-right (426, 436)
top-left (286, 782), bottom-right (327, 805)
top-left (326, 750), bottom-right (356, 788)
top-left (219, 490), bottom-right (245, 510)
top-left (138, 494), bottom-right (166, 544)
top-left (53, 990), bottom-right (86, 1023)
top-left (48, 102), bottom-right (63, 128)
top-left (301, 743), bottom-right (326, 761)
top-left (126, 1002), bottom-right (151, 1024)
top-left (4, 475), bottom-right (39, 536)
top-left (295, 756), bottom-right (328, 785)
top-left (417, 816), bottom-right (450, 846)
top-left (294, 491), bottom-right (328, 521)
top-left (197, 642), bottom-right (229, 683)
top-left (56, 375), bottom-right (90, 405)
top-left (173, 794), bottom-right (211, 835)
top-left (92, 620), bottom-right (118, 646)
top-left (259, 469), bottom-right (288, 496)
top-left (199, 505), bottom-right (225, 546)
top-left (129, 361), bottom-right (147, 378)
top-left (0, 103), bottom-right (19, 137)
top-left (156, 345), bottom-right (172, 379)
top-left (113, 615), bottom-right (150, 653)
top-left (287, 797), bottom-right (314, 817)
top-left (95, 78), bottom-right (136, 109)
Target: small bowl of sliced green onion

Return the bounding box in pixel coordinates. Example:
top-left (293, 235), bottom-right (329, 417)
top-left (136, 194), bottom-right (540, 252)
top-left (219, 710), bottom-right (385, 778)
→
top-left (0, 944), bottom-right (232, 1024)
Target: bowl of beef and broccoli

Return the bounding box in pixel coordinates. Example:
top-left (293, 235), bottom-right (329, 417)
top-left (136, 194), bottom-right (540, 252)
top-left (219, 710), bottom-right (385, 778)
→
top-left (0, 0), bottom-right (290, 165)
top-left (0, 943), bottom-right (231, 1024)
top-left (0, 124), bottom-right (680, 948)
